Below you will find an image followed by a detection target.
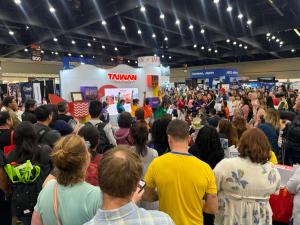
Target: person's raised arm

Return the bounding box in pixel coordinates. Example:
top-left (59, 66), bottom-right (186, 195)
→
top-left (143, 91), bottom-right (146, 106)
top-left (118, 92), bottom-right (121, 103)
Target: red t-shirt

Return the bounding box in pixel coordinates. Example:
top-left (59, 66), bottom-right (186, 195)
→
top-left (85, 154), bottom-right (102, 186)
top-left (273, 98), bottom-right (279, 106)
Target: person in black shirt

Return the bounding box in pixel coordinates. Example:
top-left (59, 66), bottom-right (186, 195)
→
top-left (57, 101), bottom-right (73, 123)
top-left (22, 99), bottom-right (37, 124)
top-left (207, 108), bottom-right (221, 128)
top-left (0, 111), bottom-right (13, 152)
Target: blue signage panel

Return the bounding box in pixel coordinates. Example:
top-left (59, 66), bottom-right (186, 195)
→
top-left (62, 57), bottom-right (94, 70)
top-left (190, 68), bottom-right (238, 78)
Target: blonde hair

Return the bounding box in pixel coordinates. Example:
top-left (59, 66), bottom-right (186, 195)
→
top-left (51, 135), bottom-right (89, 186)
top-left (265, 109), bottom-right (280, 131)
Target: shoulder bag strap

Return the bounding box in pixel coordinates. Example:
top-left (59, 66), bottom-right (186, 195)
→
top-left (10, 131), bottom-right (14, 145)
top-left (53, 182), bottom-right (62, 225)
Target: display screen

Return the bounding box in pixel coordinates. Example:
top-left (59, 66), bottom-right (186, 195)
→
top-left (104, 88), bottom-right (139, 115)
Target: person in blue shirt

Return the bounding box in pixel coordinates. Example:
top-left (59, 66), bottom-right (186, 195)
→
top-left (116, 92), bottom-right (125, 114)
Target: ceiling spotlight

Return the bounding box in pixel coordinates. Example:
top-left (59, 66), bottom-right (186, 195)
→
top-left (154, 54), bottom-right (157, 56)
top-left (160, 14), bottom-right (165, 19)
top-left (51, 51), bottom-right (54, 54)
top-left (267, 38), bottom-right (271, 42)
top-left (276, 39), bottom-right (280, 43)
top-left (55, 52), bottom-right (59, 55)
top-left (294, 28), bottom-right (300, 37)
top-left (101, 20), bottom-right (107, 26)
top-left (87, 42), bottom-right (92, 47)
top-left (233, 41), bottom-right (237, 45)
top-left (41, 50), bottom-right (44, 54)
top-left (291, 49), bottom-right (295, 53)
top-left (53, 37), bottom-right (58, 42)
top-left (140, 6), bottom-right (146, 12)
top-left (14, 0), bottom-right (21, 4)
top-left (271, 36), bottom-right (276, 40)
top-left (152, 33), bottom-right (156, 38)
top-left (80, 54), bottom-right (83, 58)
top-left (226, 39), bottom-right (230, 43)
top-left (26, 25), bottom-right (30, 30)
top-left (214, 49), bottom-right (218, 53)
top-left (193, 44), bottom-right (197, 48)
top-left (200, 28), bottom-right (205, 34)
top-left (162, 55), bottom-right (165, 58)
top-left (49, 6), bottom-right (56, 13)
top-left (238, 13), bottom-right (244, 19)
top-left (9, 30), bottom-right (14, 36)
top-left (128, 60), bottom-right (130, 63)
top-left (71, 40), bottom-right (76, 45)
top-left (68, 53), bottom-right (72, 57)
top-left (135, 61), bottom-right (138, 64)
top-left (208, 48), bottom-right (212, 52)
top-left (121, 25), bottom-right (126, 31)
top-left (164, 36), bottom-right (168, 41)
top-left (201, 46), bottom-right (205, 50)
top-left (266, 33), bottom-right (271, 37)
top-left (280, 41), bottom-right (284, 45)
top-left (213, 0), bottom-right (220, 4)
top-left (24, 48), bottom-right (28, 52)
top-left (244, 46), bottom-right (248, 49)
top-left (111, 58), bottom-right (114, 61)
top-left (102, 45), bottom-right (106, 49)
top-left (189, 25), bottom-right (194, 30)
top-left (239, 43), bottom-right (243, 47)
top-left (169, 56), bottom-right (172, 59)
top-left (114, 47), bottom-right (118, 51)
top-left (246, 19), bottom-right (252, 25)
top-left (175, 19), bottom-right (180, 25)
top-left (138, 29), bottom-right (142, 35)
top-left (93, 37), bottom-right (96, 41)
top-left (226, 6), bottom-right (232, 12)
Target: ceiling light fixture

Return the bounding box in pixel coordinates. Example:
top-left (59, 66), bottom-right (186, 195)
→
top-left (226, 39), bottom-right (230, 43)
top-left (214, 49), bottom-right (218, 53)
top-left (266, 33), bottom-right (271, 37)
top-left (140, 6), bottom-right (146, 12)
top-left (55, 52), bottom-right (59, 55)
top-left (152, 33), bottom-right (156, 38)
top-left (175, 19), bottom-right (180, 25)
top-left (87, 42), bottom-right (92, 47)
top-left (291, 49), bottom-right (295, 53)
top-left (53, 37), bottom-right (58, 42)
top-left (68, 53), bottom-right (72, 57)
top-left (164, 36), bottom-right (168, 41)
top-left (102, 45), bottom-right (105, 49)
top-left (80, 54), bottom-right (83, 58)
top-left (213, 0), bottom-right (220, 4)
top-left (294, 29), bottom-right (300, 37)
top-left (280, 41), bottom-right (284, 45)
top-left (114, 47), bottom-right (118, 51)
top-left (26, 25), bottom-right (30, 30)
top-left (154, 54), bottom-right (157, 56)
top-left (271, 36), bottom-right (276, 40)
top-left (135, 61), bottom-right (138, 64)
top-left (14, 0), bottom-right (21, 4)
top-left (93, 37), bottom-right (96, 41)
top-left (121, 25), bottom-right (126, 31)
top-left (238, 13), bottom-right (244, 19)
top-left (71, 40), bottom-right (76, 45)
top-left (169, 56), bottom-right (172, 59)
top-left (93, 56), bottom-right (95, 59)
top-left (101, 20), bottom-right (107, 26)
top-left (41, 50), bottom-right (44, 54)
top-left (226, 6), bottom-right (232, 12)
top-left (189, 25), bottom-right (194, 30)
top-left (276, 39), bottom-right (280, 43)
top-left (246, 19), bottom-right (252, 25)
top-left (24, 48), bottom-right (28, 52)
top-left (9, 30), bottom-right (14, 36)
top-left (51, 51), bottom-right (54, 54)
top-left (160, 14), bottom-right (165, 19)
top-left (128, 60), bottom-right (130, 63)
top-left (201, 46), bottom-right (205, 50)
top-left (208, 48), bottom-right (212, 52)
top-left (49, 6), bottom-right (56, 13)
top-left (111, 58), bottom-right (114, 61)
top-left (239, 43), bottom-right (243, 47)
top-left (193, 44), bottom-right (197, 48)
top-left (200, 28), bottom-right (205, 34)
top-left (138, 29), bottom-right (142, 35)
top-left (233, 41), bottom-right (237, 45)
top-left (244, 46), bottom-right (248, 49)
top-left (162, 55), bottom-right (165, 58)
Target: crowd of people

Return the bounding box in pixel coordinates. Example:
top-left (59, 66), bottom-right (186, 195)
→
top-left (0, 84), bottom-right (300, 225)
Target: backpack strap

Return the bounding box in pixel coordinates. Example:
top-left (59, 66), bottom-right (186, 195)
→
top-left (53, 182), bottom-right (62, 225)
top-left (37, 127), bottom-right (50, 143)
top-left (10, 131), bottom-right (14, 145)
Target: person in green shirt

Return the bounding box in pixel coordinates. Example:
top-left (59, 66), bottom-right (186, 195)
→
top-left (116, 92), bottom-right (125, 114)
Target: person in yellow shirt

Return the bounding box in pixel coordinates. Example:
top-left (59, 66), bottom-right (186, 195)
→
top-left (131, 99), bottom-right (139, 117)
top-left (143, 119), bottom-right (218, 225)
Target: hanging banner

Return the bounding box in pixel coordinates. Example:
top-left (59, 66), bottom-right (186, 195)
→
top-left (33, 83), bottom-right (42, 104)
top-left (138, 56), bottom-right (161, 68)
top-left (31, 44), bottom-right (42, 62)
top-left (62, 57), bottom-right (94, 70)
top-left (20, 82), bottom-right (33, 103)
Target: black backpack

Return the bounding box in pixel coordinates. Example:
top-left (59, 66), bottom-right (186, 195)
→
top-left (86, 122), bottom-right (114, 153)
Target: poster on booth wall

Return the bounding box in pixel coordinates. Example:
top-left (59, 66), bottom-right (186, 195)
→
top-left (104, 88), bottom-right (138, 115)
top-left (20, 82), bottom-right (33, 103)
top-left (80, 86), bottom-right (98, 101)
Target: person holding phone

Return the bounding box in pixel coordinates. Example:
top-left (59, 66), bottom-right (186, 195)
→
top-left (85, 146), bottom-right (174, 225)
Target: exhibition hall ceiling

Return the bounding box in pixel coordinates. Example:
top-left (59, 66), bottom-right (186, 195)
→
top-left (0, 0), bottom-right (300, 67)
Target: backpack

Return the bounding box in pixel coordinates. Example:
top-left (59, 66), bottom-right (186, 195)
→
top-left (86, 122), bottom-right (114, 153)
top-left (4, 160), bottom-right (42, 217)
top-left (36, 126), bottom-right (51, 144)
top-left (85, 154), bottom-right (102, 186)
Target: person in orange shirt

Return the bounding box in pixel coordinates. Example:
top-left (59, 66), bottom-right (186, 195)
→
top-left (143, 92), bottom-right (153, 122)
top-left (223, 100), bottom-right (230, 120)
